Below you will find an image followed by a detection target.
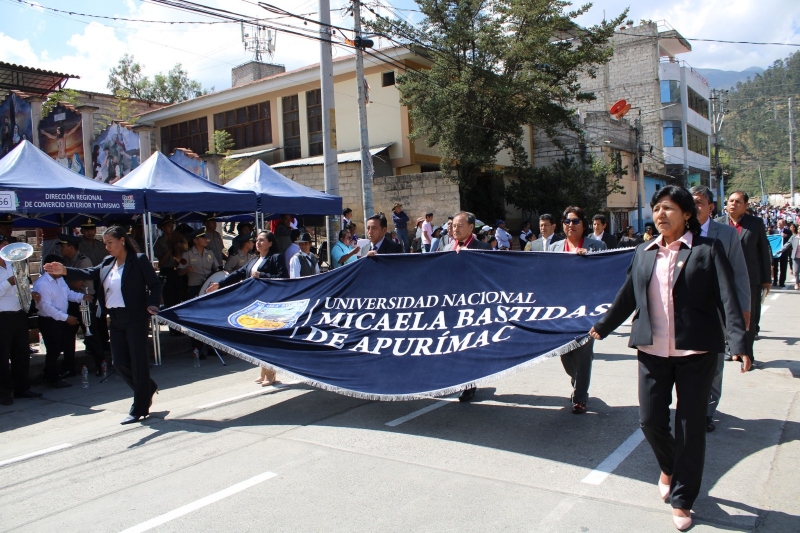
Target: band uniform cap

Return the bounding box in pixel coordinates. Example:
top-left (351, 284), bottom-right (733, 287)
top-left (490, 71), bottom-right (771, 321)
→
top-left (234, 232), bottom-right (254, 244)
top-left (0, 213), bottom-right (12, 223)
top-left (203, 213), bottom-right (217, 223)
top-left (158, 215), bottom-right (176, 227)
top-left (58, 233), bottom-right (82, 246)
top-left (189, 228), bottom-right (208, 240)
top-left (295, 232), bottom-right (313, 244)
top-left (80, 218), bottom-right (96, 228)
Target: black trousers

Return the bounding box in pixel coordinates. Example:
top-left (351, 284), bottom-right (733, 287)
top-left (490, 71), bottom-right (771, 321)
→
top-left (108, 308), bottom-right (157, 417)
top-left (39, 316), bottom-right (71, 384)
top-left (560, 338), bottom-right (594, 404)
top-left (773, 253), bottom-right (790, 286)
top-left (161, 267), bottom-right (182, 308)
top-left (745, 284), bottom-right (762, 360)
top-left (67, 300), bottom-right (104, 371)
top-left (0, 310), bottom-right (31, 394)
top-left (638, 350), bottom-right (717, 510)
top-left (186, 285), bottom-right (205, 351)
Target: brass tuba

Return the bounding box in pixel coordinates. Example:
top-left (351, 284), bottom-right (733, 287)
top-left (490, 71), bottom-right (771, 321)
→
top-left (0, 242), bottom-right (34, 312)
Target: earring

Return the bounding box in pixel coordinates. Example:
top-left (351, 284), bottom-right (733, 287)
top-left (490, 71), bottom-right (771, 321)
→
top-left (685, 220), bottom-right (690, 229)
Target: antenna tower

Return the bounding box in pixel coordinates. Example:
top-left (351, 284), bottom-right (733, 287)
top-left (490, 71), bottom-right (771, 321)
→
top-left (241, 22), bottom-right (276, 62)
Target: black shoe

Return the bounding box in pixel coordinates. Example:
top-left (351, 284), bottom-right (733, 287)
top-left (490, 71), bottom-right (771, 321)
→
top-left (458, 387), bottom-right (476, 402)
top-left (572, 402), bottom-right (587, 414)
top-left (48, 380), bottom-right (72, 389)
top-left (1, 394), bottom-right (13, 405)
top-left (120, 414), bottom-right (148, 425)
top-left (15, 389), bottom-right (43, 398)
top-left (724, 354), bottom-right (733, 361)
top-left (706, 416), bottom-right (716, 432)
top-left (150, 384), bottom-right (159, 409)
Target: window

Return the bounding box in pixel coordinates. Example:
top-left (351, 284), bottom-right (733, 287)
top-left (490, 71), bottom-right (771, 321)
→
top-left (660, 80), bottom-right (680, 104)
top-left (212, 102), bottom-right (272, 151)
top-left (282, 95), bottom-right (301, 161)
top-left (306, 89), bottom-right (323, 157)
top-left (160, 117), bottom-right (208, 155)
top-left (663, 120), bottom-right (683, 147)
top-left (687, 125), bottom-right (709, 156)
top-left (382, 71), bottom-right (395, 87)
top-left (687, 87), bottom-right (709, 120)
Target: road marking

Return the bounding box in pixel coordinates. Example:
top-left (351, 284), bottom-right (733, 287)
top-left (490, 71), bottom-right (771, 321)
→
top-left (119, 471), bottom-right (277, 533)
top-left (581, 429), bottom-right (645, 485)
top-left (535, 498), bottom-right (575, 531)
top-left (762, 305), bottom-right (770, 314)
top-left (386, 401), bottom-right (450, 427)
top-left (770, 293), bottom-right (781, 301)
top-left (197, 383), bottom-right (291, 409)
top-left (0, 443), bottom-right (73, 467)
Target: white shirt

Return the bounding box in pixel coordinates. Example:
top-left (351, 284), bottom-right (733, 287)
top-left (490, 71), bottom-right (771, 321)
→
top-left (32, 273), bottom-right (84, 321)
top-left (103, 262), bottom-right (125, 308)
top-left (289, 251), bottom-right (320, 278)
top-left (700, 217), bottom-right (711, 237)
top-left (422, 221), bottom-right (432, 245)
top-left (495, 227), bottom-right (511, 248)
top-left (369, 237), bottom-right (385, 252)
top-left (250, 256), bottom-right (267, 277)
top-left (283, 243), bottom-right (299, 272)
top-left (0, 260), bottom-right (22, 312)
top-left (589, 231), bottom-right (604, 242)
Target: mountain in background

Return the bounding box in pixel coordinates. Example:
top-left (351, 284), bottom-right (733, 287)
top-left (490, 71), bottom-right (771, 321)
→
top-left (694, 66), bottom-right (765, 90)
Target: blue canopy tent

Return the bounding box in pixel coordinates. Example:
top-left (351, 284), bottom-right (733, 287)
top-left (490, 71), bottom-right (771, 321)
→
top-left (0, 140), bottom-right (145, 227)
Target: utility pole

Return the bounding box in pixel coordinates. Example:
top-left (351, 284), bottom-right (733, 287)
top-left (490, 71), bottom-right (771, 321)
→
top-left (635, 112), bottom-right (644, 233)
top-left (319, 0), bottom-right (339, 263)
top-left (790, 97), bottom-right (795, 205)
top-left (352, 0), bottom-right (374, 228)
top-left (710, 89), bottom-right (726, 212)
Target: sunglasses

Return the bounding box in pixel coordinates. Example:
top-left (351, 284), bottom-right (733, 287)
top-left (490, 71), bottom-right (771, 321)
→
top-left (563, 218), bottom-right (582, 226)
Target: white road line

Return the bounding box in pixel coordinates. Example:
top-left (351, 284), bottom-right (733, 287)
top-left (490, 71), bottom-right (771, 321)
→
top-left (581, 429), bottom-right (645, 485)
top-left (386, 401), bottom-right (450, 427)
top-left (770, 293), bottom-right (781, 301)
top-left (119, 471), bottom-right (277, 533)
top-left (762, 305), bottom-right (770, 314)
top-left (197, 383), bottom-right (290, 409)
top-left (535, 498), bottom-right (575, 531)
top-left (0, 443), bottom-right (73, 467)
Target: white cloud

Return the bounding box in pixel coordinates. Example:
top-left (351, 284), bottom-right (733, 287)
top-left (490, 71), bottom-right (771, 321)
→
top-left (0, 33), bottom-right (40, 66)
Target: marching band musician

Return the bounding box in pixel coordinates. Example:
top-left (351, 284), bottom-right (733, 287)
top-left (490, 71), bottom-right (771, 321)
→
top-left (224, 233), bottom-right (254, 273)
top-left (203, 214), bottom-right (227, 266)
top-left (33, 254), bottom-right (92, 388)
top-left (58, 233), bottom-right (105, 376)
top-left (0, 234), bottom-right (41, 405)
top-left (153, 215), bottom-right (186, 309)
top-left (78, 219), bottom-right (107, 267)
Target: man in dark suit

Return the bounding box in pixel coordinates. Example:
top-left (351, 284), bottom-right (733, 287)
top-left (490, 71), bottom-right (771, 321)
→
top-left (444, 211), bottom-right (492, 402)
top-left (715, 190), bottom-right (772, 362)
top-left (365, 214), bottom-right (404, 255)
top-left (527, 214), bottom-right (563, 251)
top-left (589, 214), bottom-right (618, 249)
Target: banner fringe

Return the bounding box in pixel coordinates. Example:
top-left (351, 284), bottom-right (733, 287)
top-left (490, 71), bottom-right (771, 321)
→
top-left (155, 316), bottom-right (590, 402)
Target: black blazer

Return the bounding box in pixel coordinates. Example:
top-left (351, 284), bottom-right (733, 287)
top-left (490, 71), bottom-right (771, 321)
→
top-left (66, 253), bottom-right (162, 320)
top-left (219, 253), bottom-right (288, 288)
top-left (598, 232), bottom-right (618, 250)
top-left (376, 238), bottom-right (404, 254)
top-left (716, 214), bottom-right (772, 286)
top-left (593, 236), bottom-right (747, 355)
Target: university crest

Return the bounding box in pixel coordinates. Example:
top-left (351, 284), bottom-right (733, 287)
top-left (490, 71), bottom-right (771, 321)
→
top-left (228, 299), bottom-right (310, 331)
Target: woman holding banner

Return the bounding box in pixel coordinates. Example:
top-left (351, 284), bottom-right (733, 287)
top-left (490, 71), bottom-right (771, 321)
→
top-left (548, 207), bottom-right (605, 415)
top-left (589, 185), bottom-right (749, 530)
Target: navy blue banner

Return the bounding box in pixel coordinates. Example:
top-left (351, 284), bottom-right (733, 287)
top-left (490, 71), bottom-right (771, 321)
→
top-left (157, 249), bottom-right (634, 400)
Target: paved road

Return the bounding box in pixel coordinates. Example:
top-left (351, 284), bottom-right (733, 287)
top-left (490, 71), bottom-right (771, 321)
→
top-left (1, 289), bottom-right (798, 532)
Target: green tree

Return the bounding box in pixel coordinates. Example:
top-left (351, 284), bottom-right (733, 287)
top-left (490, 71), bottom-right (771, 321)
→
top-left (107, 54), bottom-right (209, 104)
top-left (95, 89), bottom-right (139, 135)
top-left (208, 130), bottom-right (241, 184)
top-left (366, 0), bottom-right (626, 194)
top-left (41, 88), bottom-right (81, 118)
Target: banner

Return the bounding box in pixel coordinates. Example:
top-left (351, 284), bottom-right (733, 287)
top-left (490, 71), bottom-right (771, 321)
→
top-left (158, 249), bottom-right (634, 400)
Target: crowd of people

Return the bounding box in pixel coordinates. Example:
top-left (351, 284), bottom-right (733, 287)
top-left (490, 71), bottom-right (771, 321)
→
top-left (0, 185), bottom-right (793, 530)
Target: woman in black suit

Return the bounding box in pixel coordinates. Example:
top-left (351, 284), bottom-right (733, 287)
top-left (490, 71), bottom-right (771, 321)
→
top-left (206, 230), bottom-right (287, 293)
top-left (44, 226), bottom-right (162, 425)
top-left (589, 185), bottom-right (749, 530)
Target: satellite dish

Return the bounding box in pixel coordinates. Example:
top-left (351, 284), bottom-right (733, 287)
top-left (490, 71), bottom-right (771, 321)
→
top-left (609, 99), bottom-right (627, 115)
top-left (613, 103), bottom-right (632, 119)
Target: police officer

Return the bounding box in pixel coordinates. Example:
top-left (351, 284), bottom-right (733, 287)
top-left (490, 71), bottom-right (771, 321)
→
top-left (225, 232), bottom-right (254, 272)
top-left (203, 214), bottom-right (226, 266)
top-left (153, 215), bottom-right (186, 309)
top-left (58, 233), bottom-right (105, 376)
top-left (78, 218), bottom-right (107, 266)
top-left (178, 228), bottom-right (219, 300)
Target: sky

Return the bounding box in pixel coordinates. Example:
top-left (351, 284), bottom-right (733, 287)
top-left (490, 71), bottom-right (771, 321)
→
top-left (0, 0), bottom-right (798, 96)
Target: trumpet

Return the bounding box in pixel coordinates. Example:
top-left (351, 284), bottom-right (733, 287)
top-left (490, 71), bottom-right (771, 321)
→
top-left (0, 242), bottom-right (34, 312)
top-left (79, 288), bottom-right (92, 336)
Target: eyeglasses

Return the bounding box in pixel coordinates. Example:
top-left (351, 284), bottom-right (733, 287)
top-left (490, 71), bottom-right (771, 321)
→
top-left (563, 218), bottom-right (582, 226)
